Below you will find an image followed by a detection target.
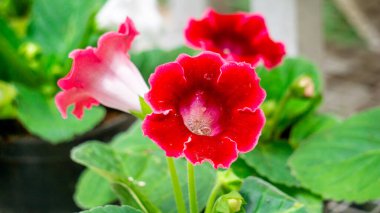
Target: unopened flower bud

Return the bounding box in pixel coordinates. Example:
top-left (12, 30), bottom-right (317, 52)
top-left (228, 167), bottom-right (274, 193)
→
top-left (227, 198), bottom-right (243, 212)
top-left (292, 76), bottom-right (315, 98)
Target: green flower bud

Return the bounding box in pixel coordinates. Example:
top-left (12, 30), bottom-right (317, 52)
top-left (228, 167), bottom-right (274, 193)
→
top-left (292, 76), bottom-right (315, 98)
top-left (227, 198), bottom-right (243, 212)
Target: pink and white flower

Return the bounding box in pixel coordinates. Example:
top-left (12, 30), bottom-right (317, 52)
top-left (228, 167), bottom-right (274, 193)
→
top-left (55, 17), bottom-right (148, 119)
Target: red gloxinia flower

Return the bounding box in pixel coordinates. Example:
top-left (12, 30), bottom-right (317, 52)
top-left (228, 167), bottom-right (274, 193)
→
top-left (55, 17), bottom-right (148, 119)
top-left (185, 9), bottom-right (285, 69)
top-left (142, 52), bottom-right (266, 168)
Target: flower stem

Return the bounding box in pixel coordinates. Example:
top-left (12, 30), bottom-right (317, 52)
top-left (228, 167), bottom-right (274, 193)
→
top-left (268, 90), bottom-right (292, 140)
top-left (187, 162), bottom-right (198, 213)
top-left (204, 183), bottom-right (221, 213)
top-left (166, 157), bottom-right (187, 213)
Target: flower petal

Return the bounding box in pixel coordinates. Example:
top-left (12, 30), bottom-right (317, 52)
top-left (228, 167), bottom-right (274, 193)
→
top-left (55, 89), bottom-right (99, 119)
top-left (216, 62), bottom-right (266, 110)
top-left (223, 108), bottom-right (265, 152)
top-left (146, 62), bottom-right (187, 111)
top-left (184, 135), bottom-right (238, 169)
top-left (97, 17), bottom-right (139, 60)
top-left (239, 14), bottom-right (267, 38)
top-left (177, 52), bottom-right (224, 88)
top-left (142, 111), bottom-right (191, 157)
top-left (255, 35), bottom-right (286, 69)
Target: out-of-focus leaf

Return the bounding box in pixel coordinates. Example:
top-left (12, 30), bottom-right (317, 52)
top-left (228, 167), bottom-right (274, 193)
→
top-left (28, 0), bottom-right (105, 62)
top-left (0, 80), bottom-right (17, 118)
top-left (16, 84), bottom-right (105, 143)
top-left (289, 108), bottom-right (380, 202)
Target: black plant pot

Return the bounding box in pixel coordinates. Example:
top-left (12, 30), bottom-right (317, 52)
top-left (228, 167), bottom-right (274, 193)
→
top-left (0, 114), bottom-right (135, 213)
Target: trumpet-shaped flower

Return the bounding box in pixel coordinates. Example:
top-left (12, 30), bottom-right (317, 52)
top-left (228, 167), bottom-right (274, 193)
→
top-left (55, 17), bottom-right (148, 119)
top-left (185, 9), bottom-right (285, 69)
top-left (142, 52), bottom-right (266, 168)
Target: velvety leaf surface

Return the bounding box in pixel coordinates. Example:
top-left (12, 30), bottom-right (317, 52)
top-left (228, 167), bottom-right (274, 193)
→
top-left (16, 84), bottom-right (105, 143)
top-left (290, 114), bottom-right (341, 148)
top-left (292, 191), bottom-right (323, 213)
top-left (289, 108), bottom-right (380, 202)
top-left (80, 205), bottom-right (142, 213)
top-left (240, 177), bottom-right (304, 213)
top-left (72, 121), bottom-right (216, 212)
top-left (75, 170), bottom-right (117, 209)
top-left (241, 141), bottom-right (300, 187)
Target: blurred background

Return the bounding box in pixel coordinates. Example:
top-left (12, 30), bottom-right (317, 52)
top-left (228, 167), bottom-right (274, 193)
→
top-left (0, 0), bottom-right (379, 212)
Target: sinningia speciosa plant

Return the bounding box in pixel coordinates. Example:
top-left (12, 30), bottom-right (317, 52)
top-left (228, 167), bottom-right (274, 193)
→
top-left (56, 10), bottom-right (286, 213)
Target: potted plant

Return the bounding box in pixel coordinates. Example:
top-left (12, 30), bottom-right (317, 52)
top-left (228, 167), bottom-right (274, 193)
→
top-left (54, 9), bottom-right (380, 213)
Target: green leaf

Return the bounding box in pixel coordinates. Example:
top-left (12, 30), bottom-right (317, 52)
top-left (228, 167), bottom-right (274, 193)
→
top-left (74, 169), bottom-right (117, 209)
top-left (290, 114), bottom-right (341, 148)
top-left (289, 108), bottom-right (380, 202)
top-left (241, 141), bottom-right (300, 187)
top-left (80, 205), bottom-right (142, 213)
top-left (16, 84), bottom-right (105, 143)
top-left (131, 46), bottom-right (199, 83)
top-left (292, 191), bottom-right (322, 213)
top-left (27, 0), bottom-right (105, 61)
top-left (72, 122), bottom-right (216, 212)
top-left (240, 177), bottom-right (304, 213)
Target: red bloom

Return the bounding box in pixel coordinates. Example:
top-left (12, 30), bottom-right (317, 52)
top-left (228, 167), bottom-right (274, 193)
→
top-left (55, 17), bottom-right (148, 119)
top-left (142, 52), bottom-right (266, 168)
top-left (185, 9), bottom-right (285, 69)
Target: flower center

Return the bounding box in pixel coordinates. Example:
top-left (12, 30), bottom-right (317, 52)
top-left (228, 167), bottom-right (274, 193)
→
top-left (179, 91), bottom-right (223, 136)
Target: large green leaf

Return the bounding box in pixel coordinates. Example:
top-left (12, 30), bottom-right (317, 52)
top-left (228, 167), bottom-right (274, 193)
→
top-left (27, 0), bottom-right (105, 61)
top-left (240, 177), bottom-right (304, 213)
top-left (72, 121), bottom-right (216, 212)
top-left (241, 141), bottom-right (300, 187)
top-left (289, 114), bottom-right (341, 148)
top-left (292, 191), bottom-right (322, 213)
top-left (80, 205), bottom-right (142, 213)
top-left (75, 170), bottom-right (117, 209)
top-left (16, 84), bottom-right (105, 143)
top-left (289, 108), bottom-right (380, 202)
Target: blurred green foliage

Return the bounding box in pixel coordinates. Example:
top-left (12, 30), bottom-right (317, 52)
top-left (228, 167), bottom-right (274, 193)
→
top-left (0, 0), bottom-right (106, 143)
